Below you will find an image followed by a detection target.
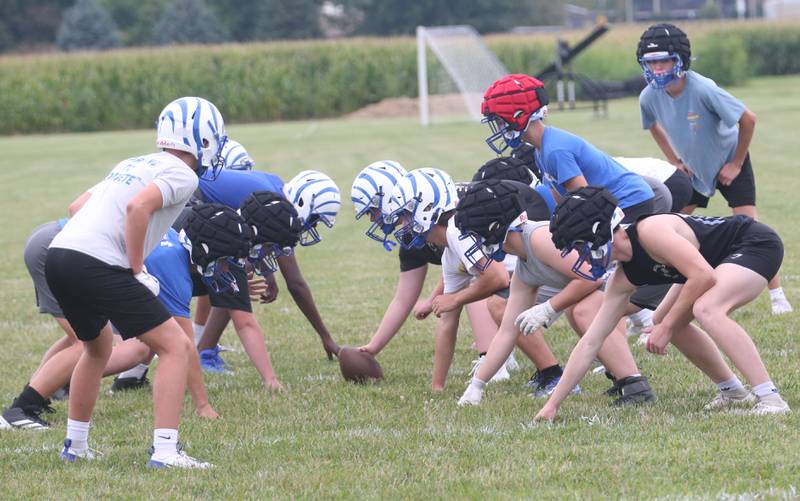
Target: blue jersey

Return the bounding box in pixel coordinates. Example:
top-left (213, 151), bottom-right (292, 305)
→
top-left (144, 228), bottom-right (192, 318)
top-left (198, 169), bottom-right (285, 209)
top-left (536, 127), bottom-right (653, 209)
top-left (533, 183), bottom-right (556, 215)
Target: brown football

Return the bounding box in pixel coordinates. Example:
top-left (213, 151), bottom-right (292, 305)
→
top-left (338, 346), bottom-right (383, 383)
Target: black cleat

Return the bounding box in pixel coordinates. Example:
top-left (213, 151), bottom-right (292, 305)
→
top-left (0, 406), bottom-right (50, 430)
top-left (110, 369), bottom-right (150, 393)
top-left (611, 376), bottom-right (656, 406)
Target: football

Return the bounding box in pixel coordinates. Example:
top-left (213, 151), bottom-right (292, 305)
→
top-left (338, 347), bottom-right (383, 383)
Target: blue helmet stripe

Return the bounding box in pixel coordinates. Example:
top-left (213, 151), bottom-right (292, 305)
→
top-left (430, 169), bottom-right (450, 206)
top-left (191, 99), bottom-right (202, 157)
top-left (420, 171), bottom-right (440, 207)
top-left (177, 99), bottom-right (188, 127)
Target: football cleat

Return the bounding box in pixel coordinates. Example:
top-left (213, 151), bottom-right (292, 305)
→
top-left (60, 439), bottom-right (101, 462)
top-left (148, 450), bottom-right (213, 469)
top-left (703, 388), bottom-right (756, 411)
top-left (610, 376), bottom-right (656, 406)
top-left (0, 406), bottom-right (50, 430)
top-left (110, 369), bottom-right (150, 393)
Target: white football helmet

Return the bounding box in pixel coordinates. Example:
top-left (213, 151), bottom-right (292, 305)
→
top-left (221, 139), bottom-right (255, 171)
top-left (156, 96), bottom-right (228, 179)
top-left (385, 168), bottom-right (457, 249)
top-left (351, 160), bottom-right (407, 249)
top-left (282, 170), bottom-right (341, 246)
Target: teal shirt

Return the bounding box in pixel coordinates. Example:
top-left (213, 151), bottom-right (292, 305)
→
top-left (639, 71), bottom-right (746, 197)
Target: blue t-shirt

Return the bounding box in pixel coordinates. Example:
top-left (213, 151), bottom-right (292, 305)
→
top-left (144, 228), bottom-right (192, 318)
top-left (199, 169), bottom-right (285, 209)
top-left (639, 71), bottom-right (746, 197)
top-left (536, 127), bottom-right (654, 208)
top-left (533, 183), bottom-right (556, 215)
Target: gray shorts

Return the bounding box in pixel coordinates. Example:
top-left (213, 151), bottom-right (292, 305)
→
top-left (23, 221), bottom-right (64, 317)
top-left (630, 284), bottom-right (671, 311)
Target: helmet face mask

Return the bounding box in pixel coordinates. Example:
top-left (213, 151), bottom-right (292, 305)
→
top-left (352, 160), bottom-right (408, 250)
top-left (639, 51), bottom-right (684, 90)
top-left (481, 75), bottom-right (550, 155)
top-left (386, 168), bottom-right (457, 251)
top-left (202, 256), bottom-right (246, 294)
top-left (248, 242), bottom-right (293, 276)
top-left (562, 240), bottom-right (614, 281)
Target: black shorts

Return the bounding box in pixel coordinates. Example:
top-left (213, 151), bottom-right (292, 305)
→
top-left (689, 154), bottom-right (756, 209)
top-left (205, 264), bottom-right (252, 312)
top-left (663, 170), bottom-right (693, 212)
top-left (621, 197), bottom-right (656, 224)
top-left (629, 284), bottom-right (671, 311)
top-left (45, 248), bottom-right (171, 342)
top-left (722, 221), bottom-right (783, 282)
top-left (493, 271), bottom-right (513, 299)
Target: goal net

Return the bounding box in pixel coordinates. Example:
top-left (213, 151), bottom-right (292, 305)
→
top-left (416, 25), bottom-right (508, 126)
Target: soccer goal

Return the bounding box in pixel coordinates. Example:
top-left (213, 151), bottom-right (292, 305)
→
top-left (416, 25), bottom-right (509, 127)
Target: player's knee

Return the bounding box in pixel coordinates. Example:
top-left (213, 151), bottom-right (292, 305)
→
top-left (692, 298), bottom-right (719, 325)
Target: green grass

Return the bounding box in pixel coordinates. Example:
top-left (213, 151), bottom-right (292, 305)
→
top-left (0, 75), bottom-right (798, 499)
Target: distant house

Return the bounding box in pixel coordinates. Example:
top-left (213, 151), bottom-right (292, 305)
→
top-left (764, 0), bottom-right (800, 18)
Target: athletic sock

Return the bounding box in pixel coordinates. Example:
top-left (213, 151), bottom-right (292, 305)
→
top-left (117, 363), bottom-right (149, 380)
top-left (716, 376), bottom-right (745, 394)
top-left (66, 419), bottom-right (90, 451)
top-left (478, 352), bottom-right (487, 358)
top-left (468, 377), bottom-right (487, 392)
top-left (752, 381), bottom-right (779, 398)
top-left (540, 364), bottom-right (563, 379)
top-left (192, 323), bottom-right (206, 346)
top-left (12, 384), bottom-right (48, 411)
top-left (769, 287), bottom-right (786, 301)
top-left (152, 428), bottom-right (179, 459)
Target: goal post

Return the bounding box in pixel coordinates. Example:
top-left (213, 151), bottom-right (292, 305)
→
top-left (416, 25), bottom-right (509, 127)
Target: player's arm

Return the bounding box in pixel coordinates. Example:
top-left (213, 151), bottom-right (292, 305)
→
top-left (431, 259), bottom-right (508, 316)
top-left (361, 265), bottom-right (427, 355)
top-left (535, 270), bottom-right (634, 421)
top-left (125, 183), bottom-right (164, 273)
top-left (533, 229), bottom-right (602, 312)
top-left (719, 108), bottom-right (756, 186)
top-left (637, 218), bottom-right (716, 353)
top-left (276, 253), bottom-right (339, 359)
top-left (648, 123), bottom-right (688, 173)
top-left (68, 191), bottom-right (92, 216)
top-left (562, 175), bottom-right (588, 192)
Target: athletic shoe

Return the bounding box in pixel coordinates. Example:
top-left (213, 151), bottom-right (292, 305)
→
top-left (457, 384), bottom-right (484, 406)
top-left (626, 317), bottom-right (653, 338)
top-left (60, 439), bottom-right (101, 461)
top-left (771, 297), bottom-right (793, 315)
top-left (199, 347), bottom-right (231, 374)
top-left (610, 376), bottom-right (656, 406)
top-left (749, 394), bottom-right (791, 415)
top-left (0, 406), bottom-right (50, 430)
top-left (703, 388), bottom-right (756, 411)
top-left (505, 352), bottom-right (520, 372)
top-left (528, 371), bottom-right (581, 398)
top-left (468, 355), bottom-right (510, 383)
top-left (148, 450), bottom-right (212, 469)
top-left (110, 369), bottom-right (150, 393)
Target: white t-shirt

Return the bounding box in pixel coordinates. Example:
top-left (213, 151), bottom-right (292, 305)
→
top-left (51, 152), bottom-right (199, 269)
top-left (613, 157), bottom-right (676, 183)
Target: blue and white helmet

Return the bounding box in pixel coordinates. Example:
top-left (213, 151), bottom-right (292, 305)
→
top-left (385, 168), bottom-right (457, 250)
top-left (282, 170), bottom-right (341, 246)
top-left (221, 140), bottom-right (255, 171)
top-left (156, 96), bottom-right (228, 179)
top-left (351, 160), bottom-right (407, 250)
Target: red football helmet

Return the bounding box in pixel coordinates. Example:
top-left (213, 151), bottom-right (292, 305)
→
top-left (481, 74), bottom-right (549, 154)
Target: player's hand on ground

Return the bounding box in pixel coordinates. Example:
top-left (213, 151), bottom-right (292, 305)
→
top-left (645, 323), bottom-right (671, 355)
top-left (322, 337), bottom-right (340, 360)
top-left (533, 403), bottom-right (558, 423)
top-left (431, 294), bottom-right (459, 317)
top-left (717, 161), bottom-right (741, 186)
top-left (413, 299), bottom-right (434, 320)
top-left (265, 377), bottom-right (284, 393)
top-left (196, 403), bottom-right (220, 419)
top-left (358, 344), bottom-right (377, 356)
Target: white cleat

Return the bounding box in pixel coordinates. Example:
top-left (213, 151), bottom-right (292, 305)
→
top-left (703, 389), bottom-right (756, 411)
top-left (771, 298), bottom-right (793, 315)
top-left (749, 395), bottom-right (791, 415)
top-left (505, 352), bottom-right (520, 372)
top-left (60, 439), bottom-right (102, 462)
top-left (148, 450), bottom-right (213, 469)
top-left (458, 385), bottom-right (484, 407)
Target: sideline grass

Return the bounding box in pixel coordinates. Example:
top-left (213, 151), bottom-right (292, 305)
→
top-left (0, 76), bottom-right (798, 499)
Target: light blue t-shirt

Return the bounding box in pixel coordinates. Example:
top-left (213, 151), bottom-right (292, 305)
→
top-left (536, 127), bottom-right (654, 208)
top-left (144, 228), bottom-right (192, 318)
top-left (199, 169), bottom-right (285, 209)
top-left (639, 71), bottom-right (746, 197)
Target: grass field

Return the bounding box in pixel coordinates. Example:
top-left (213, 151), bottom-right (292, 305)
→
top-left (0, 75), bottom-right (798, 499)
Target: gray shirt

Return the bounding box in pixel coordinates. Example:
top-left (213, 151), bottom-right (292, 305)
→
top-left (639, 71), bottom-right (746, 197)
top-left (514, 220), bottom-right (571, 290)
top-left (51, 152), bottom-right (198, 269)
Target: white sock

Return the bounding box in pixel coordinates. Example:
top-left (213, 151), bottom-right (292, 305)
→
top-left (716, 376), bottom-right (745, 394)
top-left (468, 377), bottom-right (487, 392)
top-left (117, 363), bottom-right (149, 380)
top-left (629, 309), bottom-right (654, 325)
top-left (193, 323), bottom-right (206, 346)
top-left (769, 287), bottom-right (786, 301)
top-left (66, 418), bottom-right (90, 451)
top-left (752, 381), bottom-right (779, 398)
top-left (152, 428), bottom-right (179, 458)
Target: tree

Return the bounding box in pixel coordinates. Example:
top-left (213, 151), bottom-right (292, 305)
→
top-left (56, 0), bottom-right (121, 51)
top-left (99, 0), bottom-right (169, 46)
top-left (252, 0), bottom-right (323, 40)
top-left (151, 0), bottom-right (229, 45)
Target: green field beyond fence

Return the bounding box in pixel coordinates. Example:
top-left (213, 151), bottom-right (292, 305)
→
top-left (2, 20), bottom-right (800, 134)
top-left (0, 75), bottom-right (797, 499)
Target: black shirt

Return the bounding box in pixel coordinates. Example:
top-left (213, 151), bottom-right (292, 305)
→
top-left (399, 243), bottom-right (443, 272)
